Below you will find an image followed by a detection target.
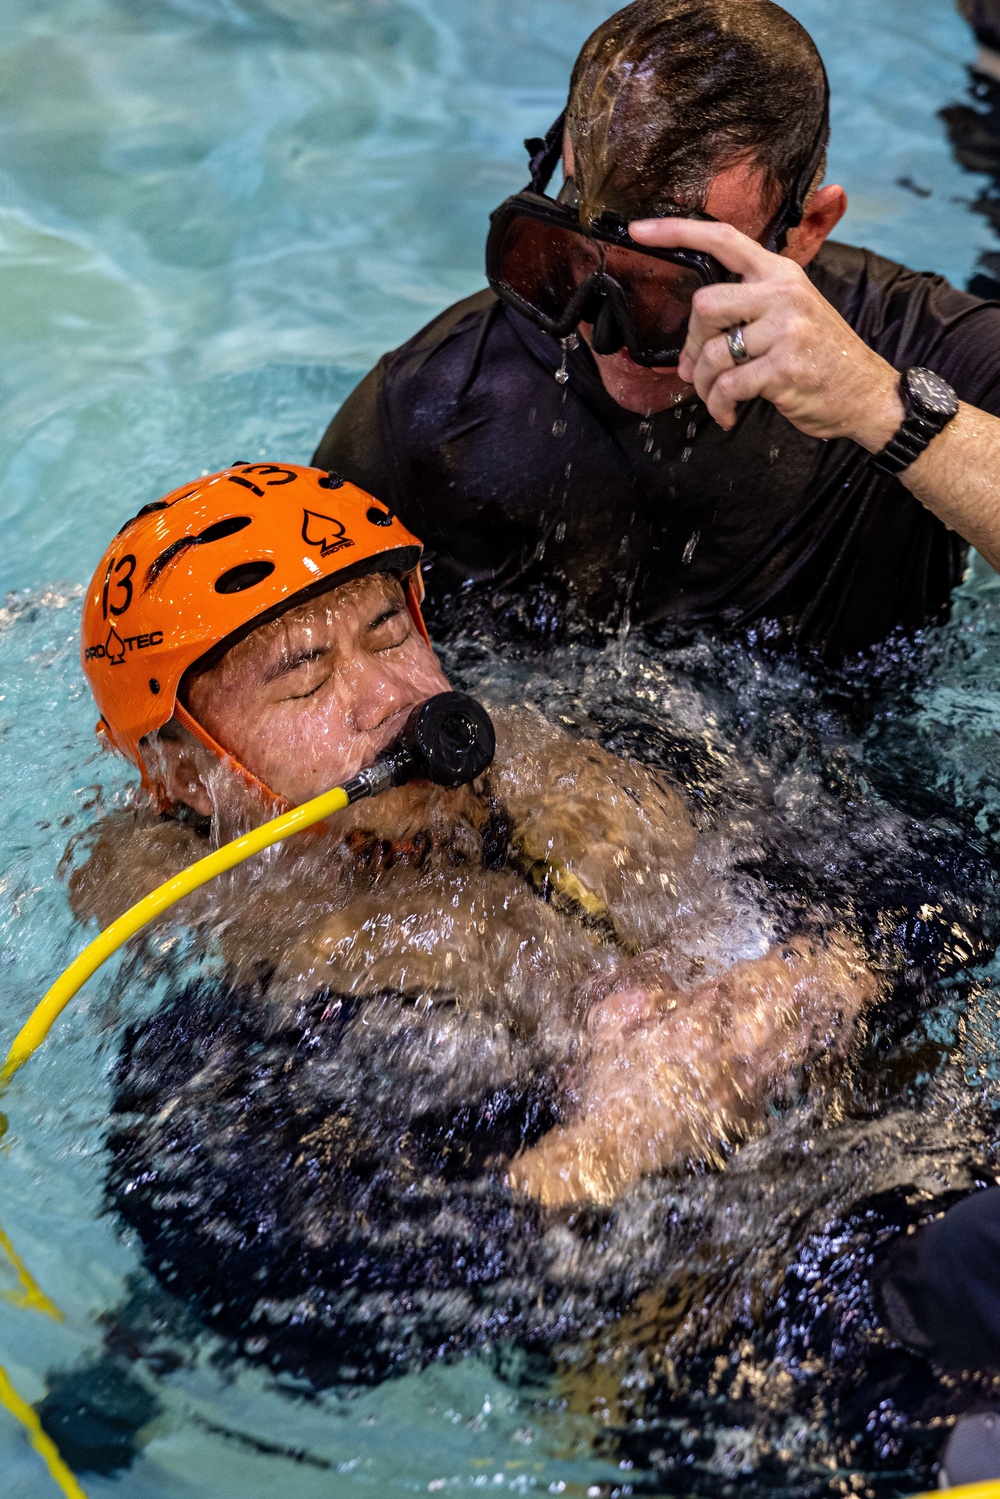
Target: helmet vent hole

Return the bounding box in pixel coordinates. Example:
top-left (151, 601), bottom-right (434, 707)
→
top-left (318, 472), bottom-right (345, 490)
top-left (366, 506), bottom-right (393, 527)
top-left (199, 516), bottom-right (252, 544)
top-left (215, 561), bottom-right (275, 594)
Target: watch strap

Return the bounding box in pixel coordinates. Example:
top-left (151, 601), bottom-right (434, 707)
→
top-left (868, 369), bottom-right (958, 477)
top-left (869, 414), bottom-right (948, 477)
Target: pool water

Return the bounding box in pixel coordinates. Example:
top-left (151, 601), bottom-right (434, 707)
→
top-left (3, 1), bottom-right (1000, 1496)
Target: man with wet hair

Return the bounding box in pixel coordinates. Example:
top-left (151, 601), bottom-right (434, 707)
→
top-left (314, 0), bottom-right (1000, 659)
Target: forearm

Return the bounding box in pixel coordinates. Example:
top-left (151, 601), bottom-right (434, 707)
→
top-left (511, 936), bottom-right (873, 1207)
top-left (508, 997), bottom-right (801, 1206)
top-left (841, 360), bottom-right (1000, 573)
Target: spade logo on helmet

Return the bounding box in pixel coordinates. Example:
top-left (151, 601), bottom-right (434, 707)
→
top-left (84, 625), bottom-right (163, 664)
top-left (301, 509), bottom-right (356, 558)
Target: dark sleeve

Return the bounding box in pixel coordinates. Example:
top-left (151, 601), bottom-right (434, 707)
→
top-left (815, 245), bottom-right (1000, 418)
top-left (880, 274), bottom-right (1000, 417)
top-left (311, 360), bottom-right (402, 511)
top-left (917, 302), bottom-right (1000, 418)
top-left (879, 1187), bottom-right (1000, 1372)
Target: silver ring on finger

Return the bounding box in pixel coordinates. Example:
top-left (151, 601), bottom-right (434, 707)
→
top-left (726, 324), bottom-right (751, 366)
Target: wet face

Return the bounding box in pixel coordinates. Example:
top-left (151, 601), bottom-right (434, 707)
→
top-left (177, 573), bottom-right (450, 810)
top-left (565, 140), bottom-right (776, 415)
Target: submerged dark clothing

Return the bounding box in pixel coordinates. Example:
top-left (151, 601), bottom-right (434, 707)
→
top-left (313, 240), bottom-right (1000, 657)
top-left (880, 1185), bottom-right (1000, 1371)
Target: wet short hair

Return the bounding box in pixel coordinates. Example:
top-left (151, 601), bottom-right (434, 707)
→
top-left (567, 0), bottom-right (829, 222)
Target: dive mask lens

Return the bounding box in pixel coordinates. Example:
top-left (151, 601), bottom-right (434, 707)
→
top-left (490, 206), bottom-right (601, 333)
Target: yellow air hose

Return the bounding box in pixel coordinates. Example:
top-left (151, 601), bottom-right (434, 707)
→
top-left (1, 690), bottom-right (496, 1085)
top-left (0, 1226), bottom-right (81, 1497)
top-left (0, 783), bottom-right (350, 1087)
top-left (0, 1366), bottom-right (88, 1499)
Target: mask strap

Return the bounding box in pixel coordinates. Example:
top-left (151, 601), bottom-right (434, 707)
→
top-left (525, 109), bottom-right (567, 195)
top-left (172, 702), bottom-right (292, 814)
top-left (765, 64), bottom-right (831, 252)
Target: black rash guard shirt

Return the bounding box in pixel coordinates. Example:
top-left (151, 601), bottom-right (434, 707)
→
top-left (313, 240), bottom-right (1000, 656)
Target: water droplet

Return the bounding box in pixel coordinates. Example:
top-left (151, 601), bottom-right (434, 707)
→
top-left (552, 419), bottom-right (567, 437)
top-left (555, 334), bottom-right (577, 386)
top-left (687, 421), bottom-right (697, 440)
top-left (769, 445), bottom-right (780, 464)
top-left (682, 529), bottom-right (700, 565)
top-left (681, 445), bottom-right (693, 462)
top-left (555, 520), bottom-right (567, 542)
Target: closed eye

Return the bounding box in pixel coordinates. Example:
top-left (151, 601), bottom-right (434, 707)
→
top-left (263, 645), bottom-right (330, 690)
top-left (286, 673), bottom-right (330, 700)
top-left (368, 602), bottom-right (410, 651)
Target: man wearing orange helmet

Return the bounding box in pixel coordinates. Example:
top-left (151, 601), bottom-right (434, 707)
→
top-left (81, 460), bottom-right (439, 818)
top-left (74, 461), bottom-right (870, 1251)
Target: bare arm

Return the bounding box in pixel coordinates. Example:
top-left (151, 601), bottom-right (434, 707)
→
top-left (510, 934), bottom-right (875, 1208)
top-left (630, 216), bottom-right (1000, 575)
top-left (860, 393), bottom-right (1000, 575)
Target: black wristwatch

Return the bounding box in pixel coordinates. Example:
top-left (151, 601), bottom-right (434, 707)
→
top-left (868, 367), bottom-right (959, 477)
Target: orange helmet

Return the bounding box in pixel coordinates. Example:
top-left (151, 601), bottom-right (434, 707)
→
top-left (81, 462), bottom-right (428, 801)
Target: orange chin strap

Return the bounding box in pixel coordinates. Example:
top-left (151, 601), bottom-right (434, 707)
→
top-left (171, 703), bottom-right (293, 816)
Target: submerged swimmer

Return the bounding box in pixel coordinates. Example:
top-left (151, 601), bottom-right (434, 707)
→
top-left (73, 462), bottom-right (874, 1377)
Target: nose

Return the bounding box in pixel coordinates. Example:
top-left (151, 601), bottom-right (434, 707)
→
top-left (346, 656), bottom-right (423, 738)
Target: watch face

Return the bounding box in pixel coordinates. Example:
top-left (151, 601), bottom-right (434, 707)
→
top-left (905, 367), bottom-right (960, 421)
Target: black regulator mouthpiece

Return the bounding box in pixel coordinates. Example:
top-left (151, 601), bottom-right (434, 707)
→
top-left (342, 692), bottom-right (496, 804)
